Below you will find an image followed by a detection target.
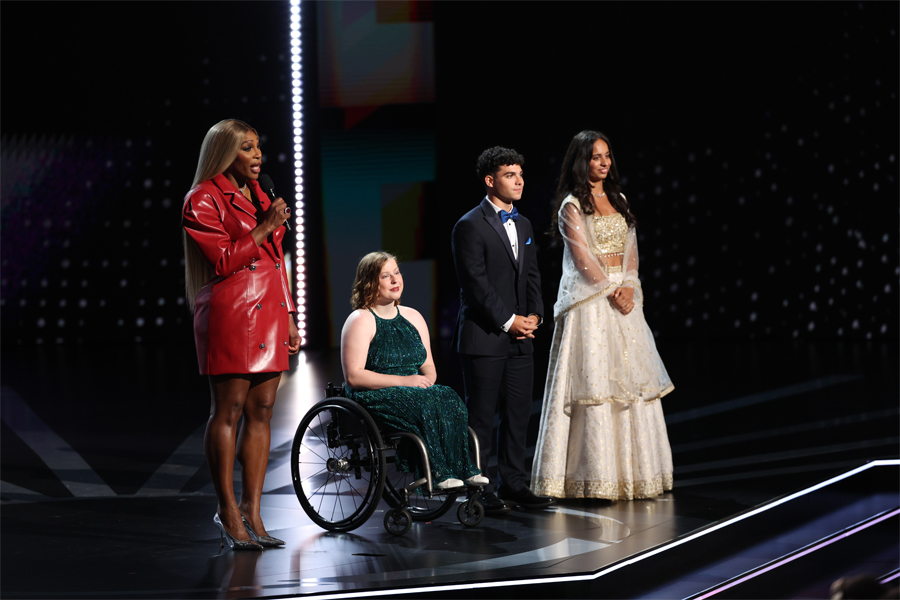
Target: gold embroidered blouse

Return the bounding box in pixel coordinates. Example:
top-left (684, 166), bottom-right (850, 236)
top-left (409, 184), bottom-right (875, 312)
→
top-left (590, 212), bottom-right (628, 257)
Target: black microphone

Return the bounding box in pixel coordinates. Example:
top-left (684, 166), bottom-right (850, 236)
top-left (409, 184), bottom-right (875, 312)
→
top-left (257, 174), bottom-right (292, 231)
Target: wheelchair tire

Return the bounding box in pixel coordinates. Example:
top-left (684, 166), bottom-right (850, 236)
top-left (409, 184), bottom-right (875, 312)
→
top-left (384, 507), bottom-right (412, 536)
top-left (383, 452), bottom-right (458, 521)
top-left (457, 499), bottom-right (485, 527)
top-left (291, 397), bottom-right (386, 532)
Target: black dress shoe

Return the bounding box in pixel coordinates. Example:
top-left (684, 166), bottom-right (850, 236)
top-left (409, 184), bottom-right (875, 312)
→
top-left (480, 492), bottom-right (512, 515)
top-left (498, 486), bottom-right (556, 509)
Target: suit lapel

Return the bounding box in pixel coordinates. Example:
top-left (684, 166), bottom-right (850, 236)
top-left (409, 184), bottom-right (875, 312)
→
top-left (211, 174), bottom-right (257, 221)
top-left (229, 191), bottom-right (259, 221)
top-left (480, 199), bottom-right (517, 268)
top-left (516, 221), bottom-right (526, 274)
top-left (211, 174), bottom-right (281, 263)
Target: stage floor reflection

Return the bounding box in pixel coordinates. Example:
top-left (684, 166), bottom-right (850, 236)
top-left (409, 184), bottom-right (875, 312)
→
top-left (1, 339), bottom-right (897, 598)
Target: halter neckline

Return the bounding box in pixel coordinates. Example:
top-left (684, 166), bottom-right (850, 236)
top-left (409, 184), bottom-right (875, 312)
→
top-left (368, 306), bottom-right (400, 320)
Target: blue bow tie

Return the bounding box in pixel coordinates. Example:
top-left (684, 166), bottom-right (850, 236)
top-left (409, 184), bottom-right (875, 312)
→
top-left (500, 206), bottom-right (519, 223)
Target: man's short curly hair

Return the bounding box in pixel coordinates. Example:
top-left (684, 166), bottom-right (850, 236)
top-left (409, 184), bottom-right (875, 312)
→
top-left (476, 146), bottom-right (525, 183)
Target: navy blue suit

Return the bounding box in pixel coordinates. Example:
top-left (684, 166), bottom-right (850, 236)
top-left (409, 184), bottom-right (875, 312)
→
top-left (451, 198), bottom-right (543, 492)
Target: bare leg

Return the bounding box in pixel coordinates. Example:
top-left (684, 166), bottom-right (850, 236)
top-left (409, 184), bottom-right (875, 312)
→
top-left (206, 374), bottom-right (253, 541)
top-left (237, 372), bottom-right (281, 537)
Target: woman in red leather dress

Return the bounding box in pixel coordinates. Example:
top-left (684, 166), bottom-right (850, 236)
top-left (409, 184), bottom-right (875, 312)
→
top-left (182, 119), bottom-right (300, 550)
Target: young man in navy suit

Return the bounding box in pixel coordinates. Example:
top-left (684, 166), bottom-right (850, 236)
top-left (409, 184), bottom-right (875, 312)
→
top-left (451, 147), bottom-right (554, 514)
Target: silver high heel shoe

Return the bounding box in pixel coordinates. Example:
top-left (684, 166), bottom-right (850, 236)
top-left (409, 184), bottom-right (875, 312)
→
top-left (214, 513), bottom-right (263, 551)
top-left (242, 515), bottom-right (285, 547)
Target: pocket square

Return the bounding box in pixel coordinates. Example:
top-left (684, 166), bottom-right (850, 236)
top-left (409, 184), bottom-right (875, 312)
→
top-left (526, 237), bottom-right (532, 245)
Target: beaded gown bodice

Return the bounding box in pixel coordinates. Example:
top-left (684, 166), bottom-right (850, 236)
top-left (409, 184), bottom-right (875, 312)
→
top-left (364, 308), bottom-right (426, 376)
top-left (590, 212), bottom-right (628, 256)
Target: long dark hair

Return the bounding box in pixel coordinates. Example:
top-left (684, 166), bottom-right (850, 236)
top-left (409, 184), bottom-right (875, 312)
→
top-left (550, 130), bottom-right (636, 240)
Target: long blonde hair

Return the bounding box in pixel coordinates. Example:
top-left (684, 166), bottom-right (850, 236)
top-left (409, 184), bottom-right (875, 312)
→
top-left (183, 119), bottom-right (257, 310)
top-left (351, 251), bottom-right (399, 310)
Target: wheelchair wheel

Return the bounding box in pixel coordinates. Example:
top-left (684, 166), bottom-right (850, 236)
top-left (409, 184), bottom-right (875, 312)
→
top-left (457, 498), bottom-right (485, 527)
top-left (384, 507), bottom-right (412, 536)
top-left (383, 447), bottom-right (458, 521)
top-left (291, 397), bottom-right (386, 532)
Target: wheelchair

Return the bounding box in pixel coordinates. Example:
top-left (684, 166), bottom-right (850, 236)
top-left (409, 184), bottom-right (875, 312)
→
top-left (290, 383), bottom-right (486, 536)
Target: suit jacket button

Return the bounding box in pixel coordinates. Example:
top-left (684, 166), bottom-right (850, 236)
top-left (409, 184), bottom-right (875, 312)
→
top-left (259, 343), bottom-right (265, 349)
top-left (256, 304), bottom-right (262, 310)
top-left (249, 265), bottom-right (257, 271)
top-left (275, 263), bottom-right (281, 269)
top-left (281, 302), bottom-right (286, 307)
top-left (283, 341), bottom-right (288, 346)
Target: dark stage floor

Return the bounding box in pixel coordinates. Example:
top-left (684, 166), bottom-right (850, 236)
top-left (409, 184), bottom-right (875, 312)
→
top-left (1, 338), bottom-right (898, 599)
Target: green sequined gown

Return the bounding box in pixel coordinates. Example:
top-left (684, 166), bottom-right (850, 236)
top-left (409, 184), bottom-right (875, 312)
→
top-left (344, 308), bottom-right (480, 484)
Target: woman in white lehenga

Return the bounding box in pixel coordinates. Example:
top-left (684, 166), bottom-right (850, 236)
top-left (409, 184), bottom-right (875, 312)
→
top-left (531, 130), bottom-right (674, 501)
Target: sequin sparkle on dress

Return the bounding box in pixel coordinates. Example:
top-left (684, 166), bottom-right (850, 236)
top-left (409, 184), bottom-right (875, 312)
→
top-left (344, 308), bottom-right (480, 484)
top-left (531, 197), bottom-right (674, 500)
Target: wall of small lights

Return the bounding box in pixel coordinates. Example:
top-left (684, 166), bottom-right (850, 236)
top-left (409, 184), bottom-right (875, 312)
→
top-left (289, 0), bottom-right (307, 344)
top-left (0, 2), bottom-right (895, 348)
top-left (1, 2), bottom-right (304, 348)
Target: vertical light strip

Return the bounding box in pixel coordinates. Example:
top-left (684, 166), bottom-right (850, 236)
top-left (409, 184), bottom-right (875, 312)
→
top-left (289, 0), bottom-right (306, 344)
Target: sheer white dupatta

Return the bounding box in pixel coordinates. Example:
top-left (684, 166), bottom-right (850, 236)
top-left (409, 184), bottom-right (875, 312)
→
top-left (553, 195), bottom-right (642, 320)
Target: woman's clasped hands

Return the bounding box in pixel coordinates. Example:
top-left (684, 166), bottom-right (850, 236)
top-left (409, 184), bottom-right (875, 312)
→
top-left (608, 287), bottom-right (635, 315)
top-left (404, 374), bottom-right (434, 388)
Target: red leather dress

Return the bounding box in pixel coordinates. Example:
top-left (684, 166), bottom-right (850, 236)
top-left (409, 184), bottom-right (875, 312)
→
top-left (182, 173), bottom-right (296, 375)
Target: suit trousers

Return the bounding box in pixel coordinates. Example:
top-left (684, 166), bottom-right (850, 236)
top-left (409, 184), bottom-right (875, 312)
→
top-left (461, 345), bottom-right (534, 493)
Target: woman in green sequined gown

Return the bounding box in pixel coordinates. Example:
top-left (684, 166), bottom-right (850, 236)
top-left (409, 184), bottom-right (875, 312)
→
top-left (341, 252), bottom-right (485, 489)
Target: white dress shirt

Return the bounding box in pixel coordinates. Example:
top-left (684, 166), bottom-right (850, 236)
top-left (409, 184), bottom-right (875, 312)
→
top-left (487, 198), bottom-right (518, 332)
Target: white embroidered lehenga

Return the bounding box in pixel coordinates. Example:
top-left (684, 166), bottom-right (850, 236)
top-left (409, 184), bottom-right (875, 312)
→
top-left (530, 195), bottom-right (674, 500)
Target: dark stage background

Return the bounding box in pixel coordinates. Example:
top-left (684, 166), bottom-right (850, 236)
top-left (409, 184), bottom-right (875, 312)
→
top-left (0, 5), bottom-right (897, 596)
top-left (2, 2), bottom-right (897, 353)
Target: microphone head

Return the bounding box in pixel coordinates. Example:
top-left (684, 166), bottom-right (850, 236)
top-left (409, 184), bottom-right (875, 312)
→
top-left (257, 174), bottom-right (275, 191)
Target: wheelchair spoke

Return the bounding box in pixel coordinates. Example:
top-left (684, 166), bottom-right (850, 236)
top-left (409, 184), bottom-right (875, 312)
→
top-left (305, 471), bottom-right (332, 501)
top-left (343, 477), bottom-right (366, 508)
top-left (330, 473), bottom-right (345, 522)
top-left (309, 412), bottom-right (330, 449)
top-left (315, 472), bottom-right (334, 516)
top-left (342, 477), bottom-right (363, 517)
top-left (298, 466), bottom-right (329, 495)
top-left (298, 440), bottom-right (329, 464)
top-left (292, 399), bottom-right (386, 532)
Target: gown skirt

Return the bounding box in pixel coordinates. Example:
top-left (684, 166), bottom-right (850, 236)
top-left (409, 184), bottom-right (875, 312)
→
top-left (531, 272), bottom-right (675, 500)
